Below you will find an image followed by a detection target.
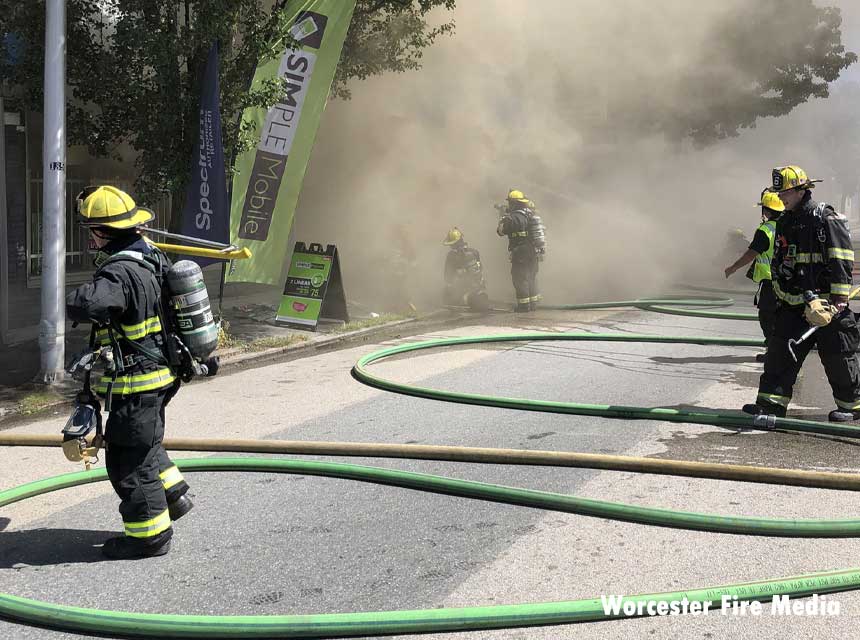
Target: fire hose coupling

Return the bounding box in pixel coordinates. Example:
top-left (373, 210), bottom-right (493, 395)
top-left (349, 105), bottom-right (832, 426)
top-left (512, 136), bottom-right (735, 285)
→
top-left (752, 414), bottom-right (778, 430)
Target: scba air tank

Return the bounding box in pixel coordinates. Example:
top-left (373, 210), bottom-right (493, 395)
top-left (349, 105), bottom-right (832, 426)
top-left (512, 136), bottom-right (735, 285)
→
top-left (166, 260), bottom-right (218, 359)
top-left (528, 214), bottom-right (547, 256)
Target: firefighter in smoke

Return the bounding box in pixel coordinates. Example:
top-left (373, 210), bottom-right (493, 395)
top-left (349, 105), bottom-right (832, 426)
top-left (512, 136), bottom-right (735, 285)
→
top-left (723, 189), bottom-right (784, 362)
top-left (66, 186), bottom-right (193, 559)
top-left (742, 166), bottom-right (860, 422)
top-left (442, 227), bottom-right (489, 311)
top-left (496, 189), bottom-right (546, 312)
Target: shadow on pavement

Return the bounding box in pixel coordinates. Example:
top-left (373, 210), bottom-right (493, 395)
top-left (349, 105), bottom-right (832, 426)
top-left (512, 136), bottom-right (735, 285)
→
top-left (650, 355), bottom-right (758, 365)
top-left (0, 527), bottom-right (115, 567)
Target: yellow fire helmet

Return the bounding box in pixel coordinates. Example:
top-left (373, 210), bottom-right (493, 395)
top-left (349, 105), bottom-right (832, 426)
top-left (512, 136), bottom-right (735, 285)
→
top-left (771, 166), bottom-right (822, 193)
top-left (76, 185), bottom-right (155, 230)
top-left (443, 227), bottom-right (463, 246)
top-left (757, 188), bottom-right (785, 212)
top-left (507, 189), bottom-right (530, 204)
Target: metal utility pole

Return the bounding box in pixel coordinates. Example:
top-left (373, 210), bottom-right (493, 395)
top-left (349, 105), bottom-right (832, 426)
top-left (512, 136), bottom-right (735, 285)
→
top-left (0, 97), bottom-right (8, 347)
top-left (39, 0), bottom-right (66, 382)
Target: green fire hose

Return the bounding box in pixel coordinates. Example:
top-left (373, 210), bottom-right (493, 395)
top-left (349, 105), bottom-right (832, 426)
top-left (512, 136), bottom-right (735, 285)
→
top-left (1, 458), bottom-right (859, 638)
top-left (1, 295), bottom-right (858, 637)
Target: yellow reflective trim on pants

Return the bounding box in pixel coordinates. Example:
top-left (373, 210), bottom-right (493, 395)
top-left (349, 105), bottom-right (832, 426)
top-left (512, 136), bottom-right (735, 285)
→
top-left (757, 392), bottom-right (790, 408)
top-left (517, 296), bottom-right (531, 303)
top-left (834, 397), bottom-right (860, 411)
top-left (828, 247), bottom-right (855, 261)
top-left (124, 509), bottom-right (171, 538)
top-left (831, 283), bottom-right (851, 295)
top-left (510, 232), bottom-right (528, 237)
top-left (96, 368), bottom-right (175, 395)
top-left (529, 295), bottom-right (542, 302)
top-left (159, 465), bottom-right (184, 490)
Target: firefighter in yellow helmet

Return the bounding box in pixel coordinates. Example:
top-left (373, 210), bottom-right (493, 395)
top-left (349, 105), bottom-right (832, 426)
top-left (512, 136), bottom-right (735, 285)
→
top-left (724, 189), bottom-right (784, 362)
top-left (496, 189), bottom-right (543, 311)
top-left (743, 166), bottom-right (860, 422)
top-left (66, 186), bottom-right (192, 559)
top-left (442, 227), bottom-right (489, 311)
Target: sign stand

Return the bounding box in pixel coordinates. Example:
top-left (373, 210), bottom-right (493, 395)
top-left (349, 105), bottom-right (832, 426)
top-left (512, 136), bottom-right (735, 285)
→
top-left (276, 242), bottom-right (349, 330)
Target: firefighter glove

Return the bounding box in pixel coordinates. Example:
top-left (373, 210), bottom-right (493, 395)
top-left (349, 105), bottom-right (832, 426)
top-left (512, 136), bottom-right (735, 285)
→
top-left (804, 298), bottom-right (836, 327)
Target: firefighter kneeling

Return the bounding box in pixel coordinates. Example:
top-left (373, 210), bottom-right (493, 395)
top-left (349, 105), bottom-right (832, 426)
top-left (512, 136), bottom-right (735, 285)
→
top-left (742, 166), bottom-right (860, 422)
top-left (442, 227), bottom-right (489, 311)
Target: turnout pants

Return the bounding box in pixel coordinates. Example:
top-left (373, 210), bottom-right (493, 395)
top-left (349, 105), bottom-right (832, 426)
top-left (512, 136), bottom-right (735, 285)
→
top-left (511, 249), bottom-right (540, 310)
top-left (105, 382), bottom-right (189, 542)
top-left (755, 304), bottom-right (860, 416)
top-left (756, 280), bottom-right (777, 350)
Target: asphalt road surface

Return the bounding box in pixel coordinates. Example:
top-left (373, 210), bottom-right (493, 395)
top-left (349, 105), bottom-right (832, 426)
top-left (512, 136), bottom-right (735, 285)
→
top-left (1, 298), bottom-right (858, 639)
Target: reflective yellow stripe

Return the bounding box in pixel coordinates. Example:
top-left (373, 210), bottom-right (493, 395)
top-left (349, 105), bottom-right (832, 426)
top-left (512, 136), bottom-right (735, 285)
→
top-left (120, 317), bottom-right (162, 340)
top-left (794, 253), bottom-right (824, 264)
top-left (831, 283), bottom-right (851, 295)
top-left (159, 466), bottom-right (184, 490)
top-left (752, 221), bottom-right (776, 283)
top-left (828, 247), bottom-right (854, 261)
top-left (124, 509), bottom-right (171, 538)
top-left (757, 392), bottom-right (790, 408)
top-left (834, 397), bottom-right (860, 411)
top-left (96, 316), bottom-right (162, 345)
top-left (510, 232), bottom-right (528, 237)
top-left (96, 368), bottom-right (175, 395)
top-left (517, 296), bottom-right (531, 303)
top-left (772, 281), bottom-right (805, 306)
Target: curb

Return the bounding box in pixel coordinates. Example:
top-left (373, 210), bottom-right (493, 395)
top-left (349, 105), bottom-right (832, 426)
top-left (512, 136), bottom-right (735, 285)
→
top-left (216, 316), bottom-right (423, 371)
top-left (0, 312), bottom-right (452, 428)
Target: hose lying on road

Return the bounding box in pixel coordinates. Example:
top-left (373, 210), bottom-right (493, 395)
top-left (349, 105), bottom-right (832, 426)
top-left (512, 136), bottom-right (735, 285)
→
top-left (353, 332), bottom-right (860, 439)
top-left (1, 458), bottom-right (859, 638)
top-left (1, 295), bottom-right (858, 637)
top-left (543, 296), bottom-right (759, 321)
top-left (3, 433), bottom-right (860, 492)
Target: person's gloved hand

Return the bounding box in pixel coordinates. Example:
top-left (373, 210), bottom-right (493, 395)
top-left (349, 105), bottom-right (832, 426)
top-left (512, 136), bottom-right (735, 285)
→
top-left (804, 298), bottom-right (836, 327)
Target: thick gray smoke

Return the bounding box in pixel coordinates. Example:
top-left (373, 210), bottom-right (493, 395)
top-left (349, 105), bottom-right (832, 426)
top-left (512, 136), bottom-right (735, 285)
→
top-left (294, 0), bottom-right (858, 312)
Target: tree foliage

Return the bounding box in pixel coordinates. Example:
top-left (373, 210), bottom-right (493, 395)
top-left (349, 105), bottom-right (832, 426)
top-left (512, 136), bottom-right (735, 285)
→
top-left (0, 0), bottom-right (455, 207)
top-left (585, 0), bottom-right (857, 146)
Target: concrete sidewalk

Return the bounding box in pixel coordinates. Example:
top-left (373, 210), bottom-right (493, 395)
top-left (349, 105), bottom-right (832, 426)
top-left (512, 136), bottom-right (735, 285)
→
top-left (0, 284), bottom-right (438, 423)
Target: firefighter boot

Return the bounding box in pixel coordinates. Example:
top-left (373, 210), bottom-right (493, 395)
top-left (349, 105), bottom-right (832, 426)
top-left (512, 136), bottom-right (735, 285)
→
top-left (828, 410), bottom-right (860, 423)
top-left (102, 529), bottom-right (172, 560)
top-left (742, 403), bottom-right (786, 418)
top-left (168, 494), bottom-right (194, 521)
